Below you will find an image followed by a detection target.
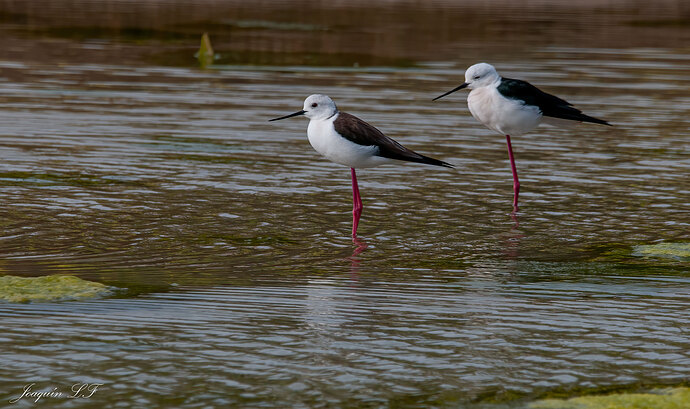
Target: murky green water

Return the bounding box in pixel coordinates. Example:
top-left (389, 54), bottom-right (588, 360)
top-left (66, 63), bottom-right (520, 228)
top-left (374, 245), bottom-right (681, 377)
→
top-left (0, 1), bottom-right (688, 407)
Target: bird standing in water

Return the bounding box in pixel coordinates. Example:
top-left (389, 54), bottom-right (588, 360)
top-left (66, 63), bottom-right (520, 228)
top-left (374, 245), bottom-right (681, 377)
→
top-left (433, 62), bottom-right (610, 211)
top-left (270, 94), bottom-right (452, 237)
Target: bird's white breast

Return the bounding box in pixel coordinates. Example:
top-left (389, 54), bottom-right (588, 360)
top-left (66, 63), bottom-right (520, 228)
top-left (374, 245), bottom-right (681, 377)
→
top-left (307, 114), bottom-right (388, 169)
top-left (467, 86), bottom-right (542, 136)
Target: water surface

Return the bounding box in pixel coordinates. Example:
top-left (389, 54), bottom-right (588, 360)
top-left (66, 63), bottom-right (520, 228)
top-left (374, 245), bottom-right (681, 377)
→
top-left (0, 1), bottom-right (688, 407)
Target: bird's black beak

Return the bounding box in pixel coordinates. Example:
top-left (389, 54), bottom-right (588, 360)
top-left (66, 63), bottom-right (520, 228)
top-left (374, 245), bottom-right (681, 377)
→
top-left (269, 110), bottom-right (306, 122)
top-left (432, 83), bottom-right (468, 101)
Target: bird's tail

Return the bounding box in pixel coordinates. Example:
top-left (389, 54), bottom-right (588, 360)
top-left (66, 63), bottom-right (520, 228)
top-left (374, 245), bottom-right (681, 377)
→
top-left (416, 154), bottom-right (454, 168)
top-left (387, 152), bottom-right (453, 168)
top-left (576, 113), bottom-right (612, 126)
top-left (377, 140), bottom-right (454, 168)
top-left (546, 108), bottom-right (612, 126)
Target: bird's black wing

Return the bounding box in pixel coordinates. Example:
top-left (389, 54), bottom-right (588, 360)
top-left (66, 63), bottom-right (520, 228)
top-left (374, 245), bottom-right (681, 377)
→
top-left (333, 112), bottom-right (453, 168)
top-left (498, 78), bottom-right (611, 126)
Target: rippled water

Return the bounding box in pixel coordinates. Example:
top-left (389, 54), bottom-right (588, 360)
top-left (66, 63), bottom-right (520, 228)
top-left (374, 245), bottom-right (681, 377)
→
top-left (0, 1), bottom-right (689, 408)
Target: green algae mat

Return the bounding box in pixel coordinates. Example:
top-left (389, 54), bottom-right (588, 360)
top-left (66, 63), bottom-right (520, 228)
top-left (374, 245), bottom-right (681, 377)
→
top-left (0, 275), bottom-right (112, 303)
top-left (633, 243), bottom-right (690, 261)
top-left (531, 387), bottom-right (690, 409)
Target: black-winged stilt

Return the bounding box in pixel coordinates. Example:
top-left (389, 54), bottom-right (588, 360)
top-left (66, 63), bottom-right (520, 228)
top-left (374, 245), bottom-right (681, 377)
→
top-left (270, 94), bottom-right (452, 237)
top-left (433, 62), bottom-right (610, 211)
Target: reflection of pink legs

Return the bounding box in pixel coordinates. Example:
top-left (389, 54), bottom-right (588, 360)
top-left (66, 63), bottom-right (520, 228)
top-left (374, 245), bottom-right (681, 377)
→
top-left (349, 236), bottom-right (368, 282)
top-left (351, 168), bottom-right (363, 237)
top-left (505, 134), bottom-right (520, 212)
top-left (351, 236), bottom-right (368, 257)
top-left (504, 212), bottom-right (524, 259)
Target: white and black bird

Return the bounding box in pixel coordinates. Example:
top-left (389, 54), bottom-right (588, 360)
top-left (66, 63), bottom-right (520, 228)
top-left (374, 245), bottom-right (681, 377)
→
top-left (433, 62), bottom-right (611, 211)
top-left (270, 94), bottom-right (452, 238)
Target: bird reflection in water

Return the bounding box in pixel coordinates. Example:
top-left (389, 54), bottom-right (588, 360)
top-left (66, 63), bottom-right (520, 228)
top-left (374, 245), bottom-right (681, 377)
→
top-left (503, 211), bottom-right (524, 260)
top-left (347, 236), bottom-right (369, 280)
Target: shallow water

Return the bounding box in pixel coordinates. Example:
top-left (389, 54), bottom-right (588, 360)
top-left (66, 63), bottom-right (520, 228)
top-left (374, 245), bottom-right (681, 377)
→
top-left (0, 1), bottom-right (689, 408)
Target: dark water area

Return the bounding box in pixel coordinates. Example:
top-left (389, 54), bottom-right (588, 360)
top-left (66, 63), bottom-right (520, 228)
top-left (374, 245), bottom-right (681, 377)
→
top-left (0, 1), bottom-right (688, 408)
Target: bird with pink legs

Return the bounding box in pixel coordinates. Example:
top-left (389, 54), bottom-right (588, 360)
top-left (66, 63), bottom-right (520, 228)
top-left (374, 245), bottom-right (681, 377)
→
top-left (434, 62), bottom-right (611, 212)
top-left (270, 94), bottom-right (452, 238)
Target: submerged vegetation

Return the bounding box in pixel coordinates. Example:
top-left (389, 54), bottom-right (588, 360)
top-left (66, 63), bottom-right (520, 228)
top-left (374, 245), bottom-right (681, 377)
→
top-left (196, 32), bottom-right (215, 68)
top-left (0, 275), bottom-right (112, 303)
top-left (531, 387), bottom-right (690, 409)
top-left (633, 242), bottom-right (690, 261)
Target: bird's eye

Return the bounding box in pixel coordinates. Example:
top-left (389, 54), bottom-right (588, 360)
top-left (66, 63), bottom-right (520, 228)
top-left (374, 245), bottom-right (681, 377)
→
top-left (311, 103), bottom-right (318, 108)
top-left (473, 75), bottom-right (481, 80)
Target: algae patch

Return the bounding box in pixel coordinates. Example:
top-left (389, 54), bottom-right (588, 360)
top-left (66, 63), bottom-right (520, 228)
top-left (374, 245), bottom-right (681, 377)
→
top-left (590, 241), bottom-right (690, 270)
top-left (632, 242), bottom-right (690, 261)
top-left (0, 275), bottom-right (112, 303)
top-left (530, 387), bottom-right (690, 409)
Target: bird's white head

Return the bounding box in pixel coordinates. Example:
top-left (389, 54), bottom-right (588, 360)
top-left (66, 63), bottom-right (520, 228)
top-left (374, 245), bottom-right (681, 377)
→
top-left (303, 94), bottom-right (338, 120)
top-left (269, 94), bottom-right (338, 123)
top-left (464, 63), bottom-right (500, 89)
top-left (432, 62), bottom-right (501, 101)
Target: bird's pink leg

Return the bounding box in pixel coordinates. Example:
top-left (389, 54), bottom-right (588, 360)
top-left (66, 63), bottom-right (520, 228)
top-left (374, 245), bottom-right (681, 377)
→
top-left (506, 134), bottom-right (520, 212)
top-left (351, 168), bottom-right (363, 237)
